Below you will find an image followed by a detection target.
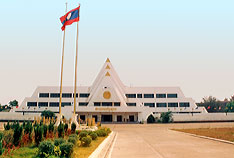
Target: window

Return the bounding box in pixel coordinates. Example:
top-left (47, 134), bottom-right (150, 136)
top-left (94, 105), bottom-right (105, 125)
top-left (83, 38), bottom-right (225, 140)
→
top-left (125, 94), bottom-right (136, 98)
top-left (94, 102), bottom-right (101, 106)
top-left (168, 102), bottom-right (178, 107)
top-left (49, 102), bottom-right (59, 107)
top-left (179, 102), bottom-right (190, 107)
top-left (144, 103), bottom-right (155, 107)
top-left (73, 93), bottom-right (78, 98)
top-left (50, 93), bottom-right (60, 98)
top-left (62, 102), bottom-right (71, 106)
top-left (62, 93), bottom-right (72, 98)
top-left (38, 102), bottom-right (48, 107)
top-left (79, 93), bottom-right (90, 98)
top-left (79, 102), bottom-right (88, 106)
top-left (156, 103), bottom-right (167, 107)
top-left (102, 102), bottom-right (112, 106)
top-left (126, 103), bottom-right (136, 106)
top-left (39, 93), bottom-right (49, 98)
top-left (137, 94), bottom-right (142, 98)
top-left (114, 102), bottom-right (120, 106)
top-left (27, 102), bottom-right (37, 107)
top-left (167, 94), bottom-right (177, 98)
top-left (144, 94), bottom-right (154, 98)
top-left (156, 94), bottom-right (166, 98)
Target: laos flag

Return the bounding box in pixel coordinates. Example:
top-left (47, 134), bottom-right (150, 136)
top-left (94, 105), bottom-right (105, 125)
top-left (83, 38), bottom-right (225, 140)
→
top-left (60, 6), bottom-right (80, 31)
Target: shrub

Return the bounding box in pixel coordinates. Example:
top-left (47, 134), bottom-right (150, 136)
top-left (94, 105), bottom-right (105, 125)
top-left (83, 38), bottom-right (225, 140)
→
top-left (24, 121), bottom-right (33, 138)
top-left (90, 132), bottom-right (98, 140)
top-left (69, 134), bottom-right (78, 140)
top-left (71, 122), bottom-right (76, 133)
top-left (79, 131), bottom-right (88, 139)
top-left (147, 114), bottom-right (155, 123)
top-left (48, 121), bottom-right (55, 133)
top-left (21, 133), bottom-right (30, 146)
top-left (43, 125), bottom-right (48, 138)
top-left (54, 145), bottom-right (61, 157)
top-left (4, 121), bottom-right (11, 130)
top-left (57, 122), bottom-right (64, 138)
top-left (2, 130), bottom-right (14, 148)
top-left (76, 130), bottom-right (82, 135)
top-left (13, 122), bottom-right (23, 146)
top-left (81, 137), bottom-right (92, 147)
top-left (0, 132), bottom-right (3, 155)
top-left (60, 142), bottom-right (74, 157)
top-left (41, 110), bottom-right (55, 119)
top-left (34, 125), bottom-right (43, 146)
top-left (38, 140), bottom-right (54, 157)
top-left (160, 111), bottom-right (173, 123)
top-left (54, 138), bottom-right (66, 146)
top-left (68, 137), bottom-right (77, 145)
top-left (95, 129), bottom-right (107, 137)
top-left (64, 123), bottom-right (68, 132)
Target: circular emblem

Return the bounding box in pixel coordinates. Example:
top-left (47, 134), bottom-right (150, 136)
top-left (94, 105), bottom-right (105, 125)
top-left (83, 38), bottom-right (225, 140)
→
top-left (67, 13), bottom-right (72, 20)
top-left (103, 91), bottom-right (111, 99)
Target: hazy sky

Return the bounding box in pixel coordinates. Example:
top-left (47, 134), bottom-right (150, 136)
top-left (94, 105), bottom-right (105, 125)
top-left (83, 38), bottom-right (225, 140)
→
top-left (0, 0), bottom-right (234, 105)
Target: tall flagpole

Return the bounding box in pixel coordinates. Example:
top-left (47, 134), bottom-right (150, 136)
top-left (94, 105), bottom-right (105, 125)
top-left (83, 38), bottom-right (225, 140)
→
top-left (59, 3), bottom-right (68, 115)
top-left (73, 4), bottom-right (80, 115)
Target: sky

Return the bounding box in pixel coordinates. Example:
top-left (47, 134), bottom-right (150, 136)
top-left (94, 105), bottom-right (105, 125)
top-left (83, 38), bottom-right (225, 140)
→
top-left (0, 0), bottom-right (234, 105)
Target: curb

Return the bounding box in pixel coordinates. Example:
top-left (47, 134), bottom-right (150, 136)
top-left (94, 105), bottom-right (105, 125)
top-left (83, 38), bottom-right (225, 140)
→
top-left (171, 129), bottom-right (234, 145)
top-left (89, 131), bottom-right (117, 158)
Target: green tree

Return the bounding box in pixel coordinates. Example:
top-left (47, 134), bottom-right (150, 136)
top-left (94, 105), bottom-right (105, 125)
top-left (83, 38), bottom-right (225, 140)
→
top-left (160, 111), bottom-right (173, 123)
top-left (9, 100), bottom-right (18, 107)
top-left (147, 114), bottom-right (155, 123)
top-left (226, 101), bottom-right (234, 112)
top-left (41, 110), bottom-right (55, 119)
top-left (13, 122), bottom-right (23, 146)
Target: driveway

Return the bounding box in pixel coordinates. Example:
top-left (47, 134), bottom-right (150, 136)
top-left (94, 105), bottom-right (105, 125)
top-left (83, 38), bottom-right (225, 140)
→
top-left (107, 123), bottom-right (234, 158)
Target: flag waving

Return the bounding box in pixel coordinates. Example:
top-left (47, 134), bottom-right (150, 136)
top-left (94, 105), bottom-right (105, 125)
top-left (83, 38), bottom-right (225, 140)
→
top-left (60, 6), bottom-right (80, 31)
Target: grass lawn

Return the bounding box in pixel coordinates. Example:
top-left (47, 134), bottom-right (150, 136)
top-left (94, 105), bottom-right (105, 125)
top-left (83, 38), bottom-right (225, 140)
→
top-left (72, 136), bottom-right (106, 158)
top-left (1, 146), bottom-right (39, 158)
top-left (174, 127), bottom-right (234, 142)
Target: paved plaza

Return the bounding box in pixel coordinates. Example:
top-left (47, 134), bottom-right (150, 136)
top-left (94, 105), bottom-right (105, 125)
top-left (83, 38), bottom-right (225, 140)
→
top-left (107, 123), bottom-right (234, 158)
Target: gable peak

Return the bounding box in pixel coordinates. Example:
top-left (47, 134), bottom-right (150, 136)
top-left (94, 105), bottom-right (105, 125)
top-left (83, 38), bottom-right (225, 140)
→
top-left (106, 58), bottom-right (110, 63)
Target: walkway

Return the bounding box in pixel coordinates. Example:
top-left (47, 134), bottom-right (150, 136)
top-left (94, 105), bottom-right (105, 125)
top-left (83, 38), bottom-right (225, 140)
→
top-left (107, 123), bottom-right (234, 158)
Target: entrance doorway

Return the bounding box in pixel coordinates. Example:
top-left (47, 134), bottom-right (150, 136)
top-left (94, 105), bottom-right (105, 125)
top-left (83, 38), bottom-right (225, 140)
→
top-left (101, 115), bottom-right (112, 122)
top-left (117, 115), bottom-right (122, 122)
top-left (129, 115), bottom-right (135, 122)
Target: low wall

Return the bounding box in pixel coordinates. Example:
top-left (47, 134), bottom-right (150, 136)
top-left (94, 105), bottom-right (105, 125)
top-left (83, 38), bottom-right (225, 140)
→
top-left (0, 112), bottom-right (40, 122)
top-left (172, 113), bottom-right (234, 122)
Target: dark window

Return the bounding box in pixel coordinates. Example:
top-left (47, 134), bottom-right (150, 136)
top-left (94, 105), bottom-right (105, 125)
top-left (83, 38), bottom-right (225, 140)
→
top-left (156, 94), bottom-right (166, 98)
top-left (73, 93), bottom-right (78, 98)
top-left (62, 102), bottom-right (72, 106)
top-left (126, 103), bottom-right (136, 106)
top-left (62, 93), bottom-right (72, 98)
top-left (114, 102), bottom-right (120, 106)
top-left (125, 94), bottom-right (136, 98)
top-left (168, 102), bottom-right (178, 107)
top-left (49, 102), bottom-right (59, 107)
top-left (144, 103), bottom-right (155, 107)
top-left (79, 102), bottom-right (88, 106)
top-left (94, 102), bottom-right (101, 106)
top-left (156, 103), bottom-right (167, 107)
top-left (179, 102), bottom-right (190, 107)
top-left (137, 94), bottom-right (142, 98)
top-left (38, 102), bottom-right (48, 107)
top-left (50, 93), bottom-right (60, 98)
top-left (39, 93), bottom-right (49, 98)
top-left (144, 94), bottom-right (154, 98)
top-left (27, 102), bottom-right (37, 107)
top-left (79, 93), bottom-right (90, 98)
top-left (167, 94), bottom-right (178, 98)
top-left (102, 102), bottom-right (112, 106)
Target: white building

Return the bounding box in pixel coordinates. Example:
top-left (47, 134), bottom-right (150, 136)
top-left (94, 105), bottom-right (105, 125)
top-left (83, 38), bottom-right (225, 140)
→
top-left (16, 58), bottom-right (207, 122)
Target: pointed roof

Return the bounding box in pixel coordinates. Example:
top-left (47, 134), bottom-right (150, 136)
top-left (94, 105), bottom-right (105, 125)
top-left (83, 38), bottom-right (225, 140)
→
top-left (106, 58), bottom-right (110, 62)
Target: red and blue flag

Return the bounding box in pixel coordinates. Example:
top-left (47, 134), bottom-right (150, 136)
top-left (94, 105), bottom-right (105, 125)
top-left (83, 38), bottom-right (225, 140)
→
top-left (60, 6), bottom-right (80, 31)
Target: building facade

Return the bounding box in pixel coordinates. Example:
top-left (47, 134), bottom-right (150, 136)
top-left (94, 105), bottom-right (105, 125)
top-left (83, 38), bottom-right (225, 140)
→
top-left (16, 58), bottom-right (207, 122)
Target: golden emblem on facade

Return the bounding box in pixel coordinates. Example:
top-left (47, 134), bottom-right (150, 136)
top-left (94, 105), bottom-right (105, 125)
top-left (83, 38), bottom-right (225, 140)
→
top-left (103, 91), bottom-right (111, 99)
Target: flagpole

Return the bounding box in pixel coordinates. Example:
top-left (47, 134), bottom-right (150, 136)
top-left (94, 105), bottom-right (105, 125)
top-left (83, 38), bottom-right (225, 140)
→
top-left (73, 4), bottom-right (80, 115)
top-left (59, 2), bottom-right (68, 115)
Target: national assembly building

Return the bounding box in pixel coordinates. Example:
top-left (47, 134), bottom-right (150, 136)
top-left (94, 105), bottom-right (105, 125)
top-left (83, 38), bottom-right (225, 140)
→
top-left (16, 58), bottom-right (207, 122)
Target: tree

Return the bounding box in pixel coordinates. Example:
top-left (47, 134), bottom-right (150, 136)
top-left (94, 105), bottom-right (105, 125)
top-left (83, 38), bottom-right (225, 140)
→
top-left (226, 101), bottom-right (234, 113)
top-left (147, 114), bottom-right (155, 123)
top-left (9, 100), bottom-right (18, 107)
top-left (160, 111), bottom-right (173, 123)
top-left (199, 96), bottom-right (222, 112)
top-left (41, 110), bottom-right (55, 119)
